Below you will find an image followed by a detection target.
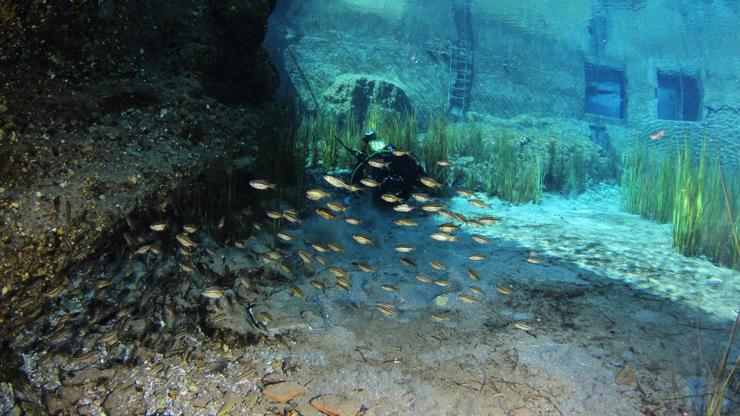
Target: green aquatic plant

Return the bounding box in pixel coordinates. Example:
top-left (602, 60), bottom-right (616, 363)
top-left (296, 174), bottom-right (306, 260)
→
top-left (621, 138), bottom-right (739, 269)
top-left (421, 112), bottom-right (448, 189)
top-left (703, 312), bottom-right (738, 416)
top-left (486, 132), bottom-right (542, 204)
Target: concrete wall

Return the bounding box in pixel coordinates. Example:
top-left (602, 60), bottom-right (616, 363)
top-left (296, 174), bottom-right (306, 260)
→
top-left (267, 0), bottom-right (739, 160)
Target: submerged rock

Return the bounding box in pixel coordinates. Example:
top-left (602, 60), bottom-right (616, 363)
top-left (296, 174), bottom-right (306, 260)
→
top-left (310, 395), bottom-right (364, 416)
top-left (322, 74), bottom-right (412, 123)
top-left (262, 381), bottom-right (306, 402)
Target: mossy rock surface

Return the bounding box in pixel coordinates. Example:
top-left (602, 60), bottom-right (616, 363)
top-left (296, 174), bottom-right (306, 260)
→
top-left (321, 74), bottom-right (412, 124)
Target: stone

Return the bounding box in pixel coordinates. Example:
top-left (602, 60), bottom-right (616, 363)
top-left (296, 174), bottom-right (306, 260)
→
top-left (262, 382), bottom-right (306, 403)
top-left (321, 74), bottom-right (412, 123)
top-left (309, 395), bottom-right (364, 416)
top-left (102, 383), bottom-right (146, 415)
top-left (262, 373), bottom-right (287, 385)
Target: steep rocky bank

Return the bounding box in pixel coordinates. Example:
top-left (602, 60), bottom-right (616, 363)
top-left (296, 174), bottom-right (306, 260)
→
top-left (0, 0), bottom-right (277, 335)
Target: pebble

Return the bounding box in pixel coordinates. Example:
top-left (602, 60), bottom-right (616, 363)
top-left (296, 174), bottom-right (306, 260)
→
top-left (262, 381), bottom-right (306, 402)
top-left (310, 395), bottom-right (364, 416)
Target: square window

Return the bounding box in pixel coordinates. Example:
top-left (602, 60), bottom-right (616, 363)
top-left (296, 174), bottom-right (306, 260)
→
top-left (657, 71), bottom-right (701, 121)
top-left (585, 64), bottom-right (625, 119)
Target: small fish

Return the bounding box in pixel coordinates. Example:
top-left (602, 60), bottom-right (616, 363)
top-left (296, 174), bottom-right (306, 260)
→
top-left (352, 262), bottom-right (375, 272)
top-left (467, 219), bottom-right (483, 227)
top-left (456, 189), bottom-right (474, 197)
top-left (234, 240), bottom-right (246, 249)
top-left (392, 149), bottom-right (410, 157)
top-left (415, 273), bottom-right (432, 283)
top-left (381, 284), bottom-right (398, 292)
top-left (381, 193), bottom-right (402, 203)
top-left (135, 244), bottom-right (151, 255)
top-left (345, 217), bottom-right (361, 225)
top-left (264, 251), bottom-right (284, 261)
top-left (437, 209), bottom-right (455, 219)
top-left (436, 160), bottom-right (450, 167)
top-left (326, 201), bottom-right (346, 212)
top-left (411, 192), bottom-right (431, 202)
top-left (376, 302), bottom-right (395, 315)
top-left (201, 288), bottom-right (225, 299)
top-left (649, 129), bottom-right (666, 141)
top-left (438, 223), bottom-right (460, 233)
top-left (329, 267), bottom-right (349, 278)
top-left (394, 217), bottom-right (418, 227)
top-left (298, 250), bottom-right (313, 264)
top-left (429, 260), bottom-right (446, 270)
top-left (452, 212), bottom-right (467, 223)
top-left (478, 216), bottom-right (503, 225)
top-left (419, 177), bottom-right (442, 188)
top-left (258, 311), bottom-right (273, 324)
top-left (431, 312), bottom-right (449, 321)
top-left (335, 283), bottom-right (350, 292)
top-left (323, 175), bottom-right (348, 189)
top-left (280, 261), bottom-right (293, 274)
top-left (315, 255), bottom-right (329, 266)
top-left (290, 286), bottom-right (306, 299)
top-left (422, 203), bottom-right (444, 212)
top-left (282, 209), bottom-right (301, 223)
top-left (393, 203), bottom-right (414, 213)
top-left (430, 233), bottom-right (457, 242)
top-left (468, 253), bottom-right (486, 261)
top-left (266, 210), bottom-right (282, 219)
top-left (469, 199), bottom-right (490, 208)
top-left (469, 286), bottom-right (483, 295)
top-left (467, 269), bottom-right (480, 281)
top-left (315, 207), bottom-right (335, 220)
top-left (178, 247), bottom-right (191, 257)
top-left (471, 235), bottom-right (489, 244)
top-left (310, 280), bottom-right (326, 290)
top-left (311, 242), bottom-right (328, 252)
top-left (458, 294), bottom-right (479, 304)
top-left (360, 178), bottom-right (380, 188)
top-left (368, 159), bottom-right (391, 169)
top-left (176, 233), bottom-right (197, 248)
top-left (395, 245), bottom-right (416, 253)
top-left (44, 285), bottom-right (65, 298)
top-left (306, 188), bottom-right (331, 201)
top-left (513, 322), bottom-right (533, 331)
top-left (351, 234), bottom-right (374, 245)
top-left (327, 241), bottom-right (344, 252)
top-left (433, 279), bottom-right (450, 287)
top-left (399, 257), bottom-right (416, 267)
top-left (276, 232), bottom-right (294, 242)
top-left (249, 179), bottom-right (275, 190)
top-left (218, 217), bottom-right (225, 229)
top-left (123, 232), bottom-right (137, 246)
top-left (178, 262), bottom-right (195, 273)
top-left (496, 286), bottom-right (513, 295)
top-left (344, 183), bottom-right (364, 192)
top-left (336, 276), bottom-right (352, 289)
top-left (150, 221), bottom-right (167, 231)
top-left (526, 257), bottom-right (544, 264)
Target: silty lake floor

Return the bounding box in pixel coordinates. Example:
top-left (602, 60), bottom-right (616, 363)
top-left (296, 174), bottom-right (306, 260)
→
top-left (8, 185), bottom-right (737, 415)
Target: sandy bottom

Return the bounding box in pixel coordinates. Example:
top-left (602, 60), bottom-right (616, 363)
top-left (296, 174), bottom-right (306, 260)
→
top-left (3, 184), bottom-right (737, 415)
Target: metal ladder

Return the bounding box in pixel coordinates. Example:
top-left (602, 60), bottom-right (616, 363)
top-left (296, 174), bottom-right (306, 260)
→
top-left (446, 0), bottom-right (474, 119)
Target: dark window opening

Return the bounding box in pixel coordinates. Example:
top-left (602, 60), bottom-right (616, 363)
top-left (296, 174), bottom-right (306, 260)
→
top-left (657, 71), bottom-right (701, 121)
top-left (585, 64), bottom-right (625, 119)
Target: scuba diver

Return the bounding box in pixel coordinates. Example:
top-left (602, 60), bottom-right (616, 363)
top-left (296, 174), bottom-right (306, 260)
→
top-left (337, 129), bottom-right (425, 203)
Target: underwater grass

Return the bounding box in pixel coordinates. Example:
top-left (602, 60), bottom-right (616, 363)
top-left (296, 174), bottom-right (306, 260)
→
top-left (621, 138), bottom-right (739, 269)
top-left (485, 131), bottom-right (543, 204)
top-left (703, 312), bottom-right (738, 416)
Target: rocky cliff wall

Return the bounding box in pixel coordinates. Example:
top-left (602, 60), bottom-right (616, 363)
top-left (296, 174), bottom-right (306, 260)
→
top-left (0, 0), bottom-right (278, 332)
